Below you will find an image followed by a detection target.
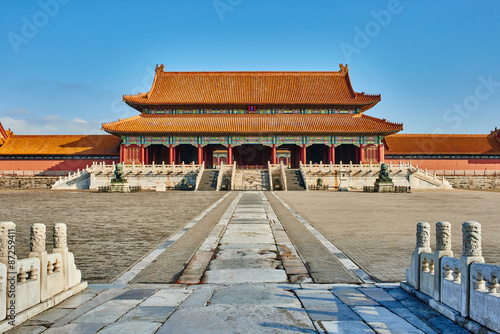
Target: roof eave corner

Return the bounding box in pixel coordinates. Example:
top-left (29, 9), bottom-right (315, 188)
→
top-left (122, 100), bottom-right (144, 113)
top-left (360, 101), bottom-right (380, 112)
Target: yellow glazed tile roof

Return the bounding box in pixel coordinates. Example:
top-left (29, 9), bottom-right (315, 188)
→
top-left (123, 64), bottom-right (381, 112)
top-left (0, 135), bottom-right (120, 155)
top-left (384, 134), bottom-right (500, 154)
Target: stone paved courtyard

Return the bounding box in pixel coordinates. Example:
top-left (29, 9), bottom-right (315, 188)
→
top-left (0, 189), bottom-right (498, 283)
top-left (0, 190), bottom-right (225, 282)
top-left (3, 190), bottom-right (480, 334)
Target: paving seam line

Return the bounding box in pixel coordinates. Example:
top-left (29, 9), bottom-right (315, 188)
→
top-left (271, 191), bottom-right (374, 284)
top-left (112, 192), bottom-right (232, 284)
top-left (260, 191), bottom-right (312, 283)
top-left (177, 192), bottom-right (243, 283)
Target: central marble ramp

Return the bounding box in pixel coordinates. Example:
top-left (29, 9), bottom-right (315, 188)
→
top-left (178, 192), bottom-right (311, 284)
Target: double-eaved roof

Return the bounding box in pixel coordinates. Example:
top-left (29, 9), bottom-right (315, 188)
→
top-left (123, 64), bottom-right (381, 112)
top-left (103, 64), bottom-right (398, 137)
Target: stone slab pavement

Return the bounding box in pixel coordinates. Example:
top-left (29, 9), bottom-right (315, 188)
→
top-left (4, 190), bottom-right (480, 333)
top-left (6, 283), bottom-right (471, 334)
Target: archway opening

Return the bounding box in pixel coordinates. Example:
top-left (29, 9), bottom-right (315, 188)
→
top-left (204, 144), bottom-right (226, 168)
top-left (278, 144), bottom-right (300, 168)
top-left (147, 144), bottom-right (170, 164)
top-left (335, 144), bottom-right (360, 164)
top-left (234, 145), bottom-right (270, 167)
top-left (177, 144), bottom-right (197, 164)
top-left (306, 144), bottom-right (329, 164)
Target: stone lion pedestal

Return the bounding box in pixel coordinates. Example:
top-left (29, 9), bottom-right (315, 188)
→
top-left (110, 163), bottom-right (130, 193)
top-left (374, 162), bottom-right (395, 193)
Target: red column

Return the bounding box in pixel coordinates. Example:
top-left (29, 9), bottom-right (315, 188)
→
top-left (119, 145), bottom-right (124, 163)
top-left (329, 145), bottom-right (335, 164)
top-left (198, 144), bottom-right (203, 165)
top-left (378, 144), bottom-right (385, 162)
top-left (271, 144), bottom-right (276, 164)
top-left (360, 144), bottom-right (365, 164)
top-left (140, 145), bottom-right (145, 164)
top-left (301, 144), bottom-right (307, 164)
top-left (169, 144), bottom-right (173, 165)
top-left (227, 144), bottom-right (233, 165)
top-left (123, 145), bottom-right (127, 164)
top-left (145, 146), bottom-right (149, 165)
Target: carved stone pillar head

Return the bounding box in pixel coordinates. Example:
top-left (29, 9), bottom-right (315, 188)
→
top-left (0, 222), bottom-right (15, 258)
top-left (53, 223), bottom-right (67, 249)
top-left (462, 221), bottom-right (481, 257)
top-left (436, 221), bottom-right (451, 251)
top-left (416, 222), bottom-right (431, 248)
top-left (30, 223), bottom-right (46, 252)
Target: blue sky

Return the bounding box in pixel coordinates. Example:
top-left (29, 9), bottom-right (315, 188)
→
top-left (0, 0), bottom-right (499, 135)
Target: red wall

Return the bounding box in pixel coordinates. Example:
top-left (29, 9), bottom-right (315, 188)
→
top-left (0, 159), bottom-right (118, 171)
top-left (385, 158), bottom-right (500, 171)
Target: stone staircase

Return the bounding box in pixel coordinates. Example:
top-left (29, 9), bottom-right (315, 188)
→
top-left (51, 169), bottom-right (91, 189)
top-left (285, 169), bottom-right (307, 191)
top-left (233, 169), bottom-right (270, 191)
top-left (197, 170), bottom-right (218, 191)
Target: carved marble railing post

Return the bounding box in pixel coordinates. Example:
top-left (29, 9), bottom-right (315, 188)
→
top-left (52, 223), bottom-right (69, 290)
top-left (0, 222), bottom-right (16, 319)
top-left (407, 222), bottom-right (431, 289)
top-left (29, 223), bottom-right (49, 301)
top-left (460, 221), bottom-right (484, 317)
top-left (434, 221), bottom-right (453, 301)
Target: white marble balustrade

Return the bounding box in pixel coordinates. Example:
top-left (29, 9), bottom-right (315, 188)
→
top-left (0, 222), bottom-right (86, 330)
top-left (404, 221), bottom-right (499, 333)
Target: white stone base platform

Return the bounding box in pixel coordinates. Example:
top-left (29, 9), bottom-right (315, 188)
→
top-left (7, 282), bottom-right (470, 334)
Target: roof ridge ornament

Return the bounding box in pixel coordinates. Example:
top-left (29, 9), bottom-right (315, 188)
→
top-left (339, 63), bottom-right (349, 74)
top-left (155, 64), bottom-right (165, 73)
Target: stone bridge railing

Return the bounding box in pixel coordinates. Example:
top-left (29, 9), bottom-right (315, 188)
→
top-left (403, 221), bottom-right (499, 333)
top-left (0, 222), bottom-right (86, 331)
